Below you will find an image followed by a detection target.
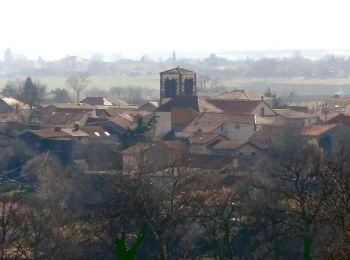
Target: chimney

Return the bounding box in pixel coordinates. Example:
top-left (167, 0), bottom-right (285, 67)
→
top-left (54, 126), bottom-right (61, 132)
top-left (73, 124), bottom-right (80, 131)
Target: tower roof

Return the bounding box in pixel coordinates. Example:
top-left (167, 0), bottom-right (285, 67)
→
top-left (160, 67), bottom-right (196, 75)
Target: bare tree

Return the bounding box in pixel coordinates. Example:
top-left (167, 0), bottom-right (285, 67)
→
top-left (66, 74), bottom-right (89, 103)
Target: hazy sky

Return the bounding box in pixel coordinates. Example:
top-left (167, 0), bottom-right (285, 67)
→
top-left (0, 0), bottom-right (349, 59)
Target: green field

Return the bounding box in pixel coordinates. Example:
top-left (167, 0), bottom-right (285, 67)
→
top-left (1, 76), bottom-right (350, 96)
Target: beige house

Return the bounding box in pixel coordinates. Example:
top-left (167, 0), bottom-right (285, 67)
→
top-left (177, 112), bottom-right (257, 141)
top-left (212, 140), bottom-right (262, 157)
top-left (189, 132), bottom-right (229, 154)
top-left (207, 99), bottom-right (276, 117)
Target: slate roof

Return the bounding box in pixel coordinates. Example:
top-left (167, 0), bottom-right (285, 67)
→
top-left (80, 97), bottom-right (113, 106)
top-left (160, 67), bottom-right (195, 75)
top-left (301, 124), bottom-right (338, 137)
top-left (156, 96), bottom-right (222, 113)
top-left (207, 99), bottom-right (263, 114)
top-left (182, 112), bottom-right (255, 134)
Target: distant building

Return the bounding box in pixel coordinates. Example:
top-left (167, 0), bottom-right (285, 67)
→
top-left (160, 67), bottom-right (197, 104)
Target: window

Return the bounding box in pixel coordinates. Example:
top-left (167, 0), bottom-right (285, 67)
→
top-left (220, 125), bottom-right (224, 131)
top-left (239, 152), bottom-right (243, 156)
top-left (164, 78), bottom-right (177, 98)
top-left (260, 107), bottom-right (265, 116)
top-left (251, 152), bottom-right (256, 156)
top-left (184, 79), bottom-right (194, 95)
top-left (235, 124), bottom-right (240, 129)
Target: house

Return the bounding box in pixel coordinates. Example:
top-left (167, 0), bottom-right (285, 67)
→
top-left (211, 90), bottom-right (273, 107)
top-left (273, 108), bottom-right (317, 127)
top-left (212, 90), bottom-right (264, 101)
top-left (39, 103), bottom-right (95, 115)
top-left (86, 112), bottom-right (153, 137)
top-left (38, 111), bottom-right (91, 127)
top-left (318, 96), bottom-right (350, 115)
top-left (188, 132), bottom-right (229, 154)
top-left (122, 141), bottom-right (186, 173)
top-left (80, 97), bottom-right (113, 106)
top-left (155, 96), bottom-right (222, 137)
top-left (136, 101), bottom-right (159, 112)
top-left (326, 113), bottom-right (350, 127)
top-left (177, 112), bottom-right (257, 141)
top-left (0, 98), bottom-right (25, 113)
top-left (207, 99), bottom-right (276, 117)
top-left (212, 140), bottom-right (262, 157)
top-left (300, 124), bottom-right (350, 154)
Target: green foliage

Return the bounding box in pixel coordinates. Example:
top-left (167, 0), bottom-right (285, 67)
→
top-left (115, 231), bottom-right (145, 260)
top-left (120, 115), bottom-right (157, 148)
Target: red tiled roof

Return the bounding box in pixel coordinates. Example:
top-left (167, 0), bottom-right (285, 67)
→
top-left (207, 99), bottom-right (262, 114)
top-left (182, 112), bottom-right (255, 134)
top-left (274, 109), bottom-right (316, 119)
top-left (326, 113), bottom-right (350, 125)
top-left (301, 124), bottom-right (337, 137)
top-left (171, 107), bottom-right (199, 126)
top-left (212, 90), bottom-right (264, 100)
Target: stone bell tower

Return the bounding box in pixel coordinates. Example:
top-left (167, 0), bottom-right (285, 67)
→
top-left (159, 67), bottom-right (197, 104)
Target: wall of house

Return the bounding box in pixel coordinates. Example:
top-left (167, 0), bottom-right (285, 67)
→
top-left (275, 116), bottom-right (317, 128)
top-left (252, 102), bottom-right (275, 116)
top-left (0, 102), bottom-right (12, 113)
top-left (214, 123), bottom-right (256, 141)
top-left (155, 112), bottom-right (171, 137)
top-left (214, 143), bottom-right (259, 157)
top-left (344, 104), bottom-right (350, 115)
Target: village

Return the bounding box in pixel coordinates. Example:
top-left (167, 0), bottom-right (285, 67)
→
top-left (1, 68), bottom-right (350, 258)
top-left (0, 67), bottom-right (349, 176)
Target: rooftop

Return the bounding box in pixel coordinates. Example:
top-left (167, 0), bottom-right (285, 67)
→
top-left (301, 124), bottom-right (338, 137)
top-left (80, 97), bottom-right (113, 106)
top-left (211, 90), bottom-right (264, 100)
top-left (171, 107), bottom-right (199, 126)
top-left (190, 132), bottom-right (227, 145)
top-left (182, 112), bottom-right (255, 134)
top-left (274, 108), bottom-right (316, 119)
top-left (160, 67), bottom-right (196, 75)
top-left (207, 99), bottom-right (264, 114)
